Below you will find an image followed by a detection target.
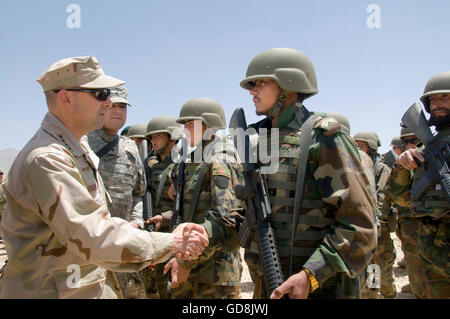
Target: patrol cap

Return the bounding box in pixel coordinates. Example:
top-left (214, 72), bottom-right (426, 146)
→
top-left (37, 56), bottom-right (124, 92)
top-left (110, 87), bottom-right (131, 106)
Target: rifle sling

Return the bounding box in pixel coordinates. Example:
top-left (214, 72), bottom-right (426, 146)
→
top-left (184, 162), bottom-right (208, 223)
top-left (289, 114), bottom-right (317, 277)
top-left (95, 136), bottom-right (119, 158)
top-left (155, 165), bottom-right (171, 209)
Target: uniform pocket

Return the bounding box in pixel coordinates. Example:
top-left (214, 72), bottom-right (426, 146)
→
top-left (54, 265), bottom-right (107, 299)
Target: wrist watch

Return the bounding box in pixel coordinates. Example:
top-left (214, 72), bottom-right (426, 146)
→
top-left (302, 268), bottom-right (319, 293)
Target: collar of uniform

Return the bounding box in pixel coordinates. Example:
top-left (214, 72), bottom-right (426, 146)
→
top-left (98, 128), bottom-right (118, 142)
top-left (41, 112), bottom-right (86, 157)
top-left (436, 127), bottom-right (450, 139)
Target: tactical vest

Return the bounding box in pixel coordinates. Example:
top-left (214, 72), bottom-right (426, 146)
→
top-left (410, 133), bottom-right (450, 217)
top-left (254, 105), bottom-right (335, 273)
top-left (147, 155), bottom-right (174, 232)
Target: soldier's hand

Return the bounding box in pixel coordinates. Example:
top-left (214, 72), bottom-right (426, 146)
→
top-left (168, 183), bottom-right (176, 201)
top-left (270, 271), bottom-right (310, 299)
top-left (396, 149), bottom-right (424, 170)
top-left (163, 258), bottom-right (191, 288)
top-left (146, 215), bottom-right (163, 231)
top-left (172, 223), bottom-right (209, 260)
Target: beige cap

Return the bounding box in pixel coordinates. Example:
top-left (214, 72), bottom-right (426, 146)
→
top-left (37, 56), bottom-right (124, 92)
top-left (110, 86), bottom-right (131, 106)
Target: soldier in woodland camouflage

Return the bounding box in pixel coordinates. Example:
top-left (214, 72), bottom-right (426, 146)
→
top-left (87, 87), bottom-right (148, 298)
top-left (387, 127), bottom-right (426, 297)
top-left (140, 116), bottom-right (183, 299)
top-left (239, 48), bottom-right (376, 299)
top-left (386, 71), bottom-right (450, 298)
top-left (353, 132), bottom-right (397, 299)
top-left (0, 56), bottom-right (208, 298)
top-left (162, 97), bottom-right (244, 299)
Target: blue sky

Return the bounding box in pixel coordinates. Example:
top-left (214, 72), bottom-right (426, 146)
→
top-left (1, 0), bottom-right (449, 153)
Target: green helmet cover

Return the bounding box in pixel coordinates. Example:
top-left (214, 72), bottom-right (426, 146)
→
top-left (420, 70), bottom-right (450, 113)
top-left (177, 97), bottom-right (226, 129)
top-left (146, 115), bottom-right (183, 140)
top-left (240, 48), bottom-right (318, 99)
top-left (127, 123), bottom-right (147, 139)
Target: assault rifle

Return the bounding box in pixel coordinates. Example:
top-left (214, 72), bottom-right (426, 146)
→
top-left (229, 107), bottom-right (285, 297)
top-left (140, 139), bottom-right (154, 231)
top-left (401, 102), bottom-right (450, 201)
top-left (383, 149), bottom-right (398, 168)
top-left (170, 138), bottom-right (188, 231)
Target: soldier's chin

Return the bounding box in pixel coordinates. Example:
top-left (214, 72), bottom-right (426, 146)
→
top-left (428, 113), bottom-right (450, 128)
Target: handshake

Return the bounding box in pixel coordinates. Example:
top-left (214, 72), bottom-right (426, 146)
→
top-left (170, 222), bottom-right (209, 261)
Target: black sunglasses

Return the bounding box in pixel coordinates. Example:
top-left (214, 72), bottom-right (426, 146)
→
top-left (402, 138), bottom-right (420, 145)
top-left (54, 88), bottom-right (111, 101)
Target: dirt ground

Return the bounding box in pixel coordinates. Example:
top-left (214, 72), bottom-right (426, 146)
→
top-left (239, 232), bottom-right (415, 299)
top-left (0, 232), bottom-right (414, 299)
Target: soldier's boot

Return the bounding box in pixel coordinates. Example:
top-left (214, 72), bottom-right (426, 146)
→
top-left (367, 288), bottom-right (379, 299)
top-left (397, 258), bottom-right (407, 268)
top-left (401, 283), bottom-right (411, 293)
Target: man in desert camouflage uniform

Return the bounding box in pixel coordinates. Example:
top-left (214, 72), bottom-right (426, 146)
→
top-left (354, 132), bottom-right (397, 299)
top-left (140, 115), bottom-right (183, 298)
top-left (386, 71), bottom-right (450, 298)
top-left (162, 97), bottom-right (244, 299)
top-left (238, 48), bottom-right (376, 299)
top-left (0, 56), bottom-right (208, 298)
top-left (87, 86), bottom-right (148, 298)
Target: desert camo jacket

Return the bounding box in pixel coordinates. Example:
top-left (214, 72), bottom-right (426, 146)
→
top-left (0, 112), bottom-right (175, 298)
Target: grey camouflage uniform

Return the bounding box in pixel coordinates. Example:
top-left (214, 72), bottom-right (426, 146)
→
top-left (87, 129), bottom-right (147, 298)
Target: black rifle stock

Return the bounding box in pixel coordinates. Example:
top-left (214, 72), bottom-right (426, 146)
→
top-left (229, 108), bottom-right (285, 297)
top-left (140, 140), bottom-right (154, 232)
top-left (170, 138), bottom-right (188, 232)
top-left (401, 102), bottom-right (450, 201)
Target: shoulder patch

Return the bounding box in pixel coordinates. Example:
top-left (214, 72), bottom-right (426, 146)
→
top-left (313, 117), bottom-right (341, 137)
top-left (212, 167), bottom-right (231, 178)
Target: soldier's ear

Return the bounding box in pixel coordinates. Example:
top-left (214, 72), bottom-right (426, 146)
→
top-left (57, 89), bottom-right (73, 108)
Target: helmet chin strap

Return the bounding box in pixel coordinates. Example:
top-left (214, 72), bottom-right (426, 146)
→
top-left (155, 142), bottom-right (170, 157)
top-left (265, 90), bottom-right (289, 119)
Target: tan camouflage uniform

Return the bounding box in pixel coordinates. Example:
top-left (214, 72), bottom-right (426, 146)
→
top-left (165, 137), bottom-right (244, 299)
top-left (87, 128), bottom-right (147, 299)
top-left (0, 113), bottom-right (176, 298)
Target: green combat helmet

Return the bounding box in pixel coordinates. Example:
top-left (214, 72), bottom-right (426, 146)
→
top-left (353, 132), bottom-right (379, 151)
top-left (390, 136), bottom-right (403, 148)
top-left (420, 70), bottom-right (450, 113)
top-left (400, 126), bottom-right (415, 138)
top-left (326, 112), bottom-right (350, 135)
top-left (240, 48), bottom-right (318, 119)
top-left (127, 124), bottom-right (147, 139)
top-left (177, 97), bottom-right (226, 129)
top-left (146, 115), bottom-right (183, 140)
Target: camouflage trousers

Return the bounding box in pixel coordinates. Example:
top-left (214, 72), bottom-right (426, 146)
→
top-left (140, 263), bottom-right (169, 299)
top-left (170, 281), bottom-right (241, 299)
top-left (244, 248), bottom-right (265, 299)
top-left (417, 218), bottom-right (450, 299)
top-left (396, 216), bottom-right (426, 299)
top-left (115, 272), bottom-right (146, 299)
top-left (361, 222), bottom-right (396, 299)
